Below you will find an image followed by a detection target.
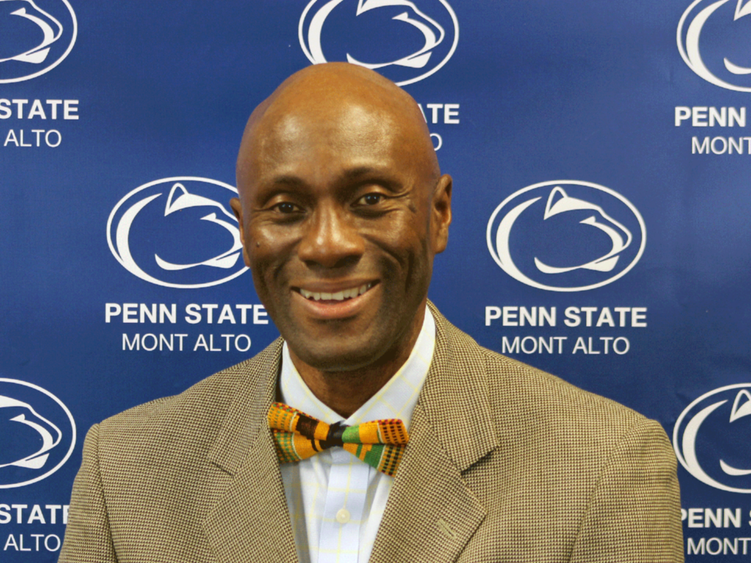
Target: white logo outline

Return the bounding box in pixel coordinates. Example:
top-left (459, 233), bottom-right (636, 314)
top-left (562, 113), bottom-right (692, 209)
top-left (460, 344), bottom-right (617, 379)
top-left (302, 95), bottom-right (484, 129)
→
top-left (106, 177), bottom-right (248, 289)
top-left (0, 378), bottom-right (76, 489)
top-left (486, 180), bottom-right (647, 292)
top-left (299, 0), bottom-right (459, 86)
top-left (674, 383), bottom-right (751, 493)
top-left (0, 0), bottom-right (77, 84)
top-left (678, 0), bottom-right (751, 92)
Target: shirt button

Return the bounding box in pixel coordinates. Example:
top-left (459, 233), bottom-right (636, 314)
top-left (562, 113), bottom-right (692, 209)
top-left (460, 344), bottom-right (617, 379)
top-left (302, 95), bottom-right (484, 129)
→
top-left (336, 508), bottom-right (351, 524)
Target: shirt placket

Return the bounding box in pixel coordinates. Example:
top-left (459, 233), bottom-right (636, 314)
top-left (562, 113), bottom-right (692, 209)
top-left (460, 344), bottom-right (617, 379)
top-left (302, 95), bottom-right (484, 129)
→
top-left (317, 449), bottom-right (369, 563)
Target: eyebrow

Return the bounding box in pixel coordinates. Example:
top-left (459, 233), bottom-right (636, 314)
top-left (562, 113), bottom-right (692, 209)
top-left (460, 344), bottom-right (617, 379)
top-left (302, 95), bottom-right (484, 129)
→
top-left (265, 174), bottom-right (306, 189)
top-left (341, 166), bottom-right (382, 181)
top-left (265, 166), bottom-right (402, 192)
top-left (340, 166), bottom-right (402, 193)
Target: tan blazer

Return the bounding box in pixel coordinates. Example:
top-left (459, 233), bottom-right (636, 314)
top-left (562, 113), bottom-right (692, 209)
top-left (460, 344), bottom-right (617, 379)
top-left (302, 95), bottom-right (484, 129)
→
top-left (60, 306), bottom-right (683, 562)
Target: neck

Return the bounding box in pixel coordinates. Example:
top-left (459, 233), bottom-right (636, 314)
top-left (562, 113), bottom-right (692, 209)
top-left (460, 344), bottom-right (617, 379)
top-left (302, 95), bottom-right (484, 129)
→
top-left (289, 307), bottom-right (426, 418)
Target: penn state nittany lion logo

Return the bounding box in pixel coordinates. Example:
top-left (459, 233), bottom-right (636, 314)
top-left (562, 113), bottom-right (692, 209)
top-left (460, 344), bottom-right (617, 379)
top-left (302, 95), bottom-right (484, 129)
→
top-left (0, 378), bottom-right (76, 489)
top-left (107, 177), bottom-right (248, 289)
top-left (0, 0), bottom-right (77, 83)
top-left (486, 181), bottom-right (646, 292)
top-left (678, 0), bottom-right (751, 91)
top-left (1, 395), bottom-right (62, 470)
top-left (299, 0), bottom-right (459, 86)
top-left (674, 384), bottom-right (751, 493)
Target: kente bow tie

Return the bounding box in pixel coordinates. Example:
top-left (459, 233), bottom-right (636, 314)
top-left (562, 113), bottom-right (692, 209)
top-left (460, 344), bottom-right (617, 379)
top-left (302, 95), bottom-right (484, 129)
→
top-left (268, 402), bottom-right (409, 477)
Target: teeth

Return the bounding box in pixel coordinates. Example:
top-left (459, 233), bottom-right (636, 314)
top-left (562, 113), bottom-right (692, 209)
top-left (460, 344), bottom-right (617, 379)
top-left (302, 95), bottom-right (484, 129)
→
top-left (299, 283), bottom-right (373, 302)
top-left (299, 289), bottom-right (320, 300)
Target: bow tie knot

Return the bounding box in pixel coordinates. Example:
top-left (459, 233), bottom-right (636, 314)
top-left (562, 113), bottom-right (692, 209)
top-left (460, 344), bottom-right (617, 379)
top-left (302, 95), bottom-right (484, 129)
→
top-left (268, 402), bottom-right (409, 477)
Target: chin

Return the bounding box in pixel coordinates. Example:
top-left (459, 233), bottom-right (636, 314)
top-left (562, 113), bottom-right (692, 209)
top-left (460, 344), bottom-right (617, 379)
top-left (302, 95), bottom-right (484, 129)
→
top-left (286, 326), bottom-right (399, 372)
top-left (296, 344), bottom-right (383, 373)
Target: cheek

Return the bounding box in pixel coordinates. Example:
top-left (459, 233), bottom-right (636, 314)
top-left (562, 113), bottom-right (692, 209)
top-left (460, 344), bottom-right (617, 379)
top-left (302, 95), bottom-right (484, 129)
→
top-left (246, 220), bottom-right (296, 260)
top-left (368, 232), bottom-right (433, 301)
top-left (246, 220), bottom-right (284, 248)
top-left (245, 225), bottom-right (295, 293)
top-left (247, 249), bottom-right (293, 325)
top-left (248, 248), bottom-right (283, 289)
top-left (368, 218), bottom-right (430, 265)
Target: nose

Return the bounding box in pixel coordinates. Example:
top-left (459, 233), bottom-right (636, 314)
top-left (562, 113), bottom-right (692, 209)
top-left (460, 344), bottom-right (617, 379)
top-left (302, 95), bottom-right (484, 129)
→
top-left (297, 203), bottom-right (365, 269)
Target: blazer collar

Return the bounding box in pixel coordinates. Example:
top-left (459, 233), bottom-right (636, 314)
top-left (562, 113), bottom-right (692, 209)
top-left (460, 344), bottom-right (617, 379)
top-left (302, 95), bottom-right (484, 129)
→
top-left (206, 303), bottom-right (498, 476)
top-left (207, 339), bottom-right (282, 475)
top-left (369, 303), bottom-right (499, 562)
top-left (418, 301), bottom-right (499, 471)
top-left (203, 339), bottom-right (300, 563)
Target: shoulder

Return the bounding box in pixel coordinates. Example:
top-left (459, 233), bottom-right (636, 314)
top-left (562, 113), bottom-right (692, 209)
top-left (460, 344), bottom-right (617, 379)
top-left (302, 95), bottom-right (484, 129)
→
top-left (435, 309), bottom-right (661, 450)
top-left (480, 341), bottom-right (645, 425)
top-left (429, 309), bottom-right (682, 560)
top-left (95, 340), bottom-right (282, 459)
top-left (480, 341), bottom-right (666, 456)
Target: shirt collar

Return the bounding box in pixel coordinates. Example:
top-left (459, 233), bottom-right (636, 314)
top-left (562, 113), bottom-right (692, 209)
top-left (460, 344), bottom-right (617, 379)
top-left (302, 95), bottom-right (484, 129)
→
top-left (278, 307), bottom-right (436, 430)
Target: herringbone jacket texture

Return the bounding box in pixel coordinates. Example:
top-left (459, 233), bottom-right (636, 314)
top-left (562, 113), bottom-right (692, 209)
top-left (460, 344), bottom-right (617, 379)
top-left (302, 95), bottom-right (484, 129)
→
top-left (60, 306), bottom-right (683, 562)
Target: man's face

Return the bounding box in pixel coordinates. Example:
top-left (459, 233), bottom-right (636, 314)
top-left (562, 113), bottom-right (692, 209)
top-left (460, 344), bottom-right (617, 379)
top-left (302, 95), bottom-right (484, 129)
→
top-left (234, 94), bottom-right (451, 374)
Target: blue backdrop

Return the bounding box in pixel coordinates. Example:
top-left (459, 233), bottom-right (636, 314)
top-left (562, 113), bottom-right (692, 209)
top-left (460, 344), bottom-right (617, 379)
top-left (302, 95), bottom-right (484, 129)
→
top-left (1, 0), bottom-right (750, 559)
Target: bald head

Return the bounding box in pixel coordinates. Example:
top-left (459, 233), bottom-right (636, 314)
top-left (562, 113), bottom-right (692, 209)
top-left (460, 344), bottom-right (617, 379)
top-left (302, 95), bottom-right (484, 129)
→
top-left (249, 63), bottom-right (423, 130)
top-left (237, 63), bottom-right (439, 192)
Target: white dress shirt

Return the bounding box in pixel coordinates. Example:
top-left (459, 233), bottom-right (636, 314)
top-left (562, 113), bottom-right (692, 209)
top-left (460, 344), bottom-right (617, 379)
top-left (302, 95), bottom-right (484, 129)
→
top-left (278, 307), bottom-right (436, 563)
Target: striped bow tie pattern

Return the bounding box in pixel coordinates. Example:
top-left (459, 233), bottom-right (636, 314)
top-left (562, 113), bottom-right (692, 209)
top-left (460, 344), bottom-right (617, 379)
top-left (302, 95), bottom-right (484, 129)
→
top-left (268, 402), bottom-right (409, 477)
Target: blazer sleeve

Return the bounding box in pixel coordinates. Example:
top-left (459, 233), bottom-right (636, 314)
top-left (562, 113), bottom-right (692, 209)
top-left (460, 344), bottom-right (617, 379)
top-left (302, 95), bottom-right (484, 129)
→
top-left (569, 418), bottom-right (684, 562)
top-left (59, 424), bottom-right (119, 563)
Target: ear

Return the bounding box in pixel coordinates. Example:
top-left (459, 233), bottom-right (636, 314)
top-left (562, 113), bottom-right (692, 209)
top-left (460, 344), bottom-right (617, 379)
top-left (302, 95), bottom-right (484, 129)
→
top-left (431, 174), bottom-right (452, 254)
top-left (230, 197), bottom-right (252, 268)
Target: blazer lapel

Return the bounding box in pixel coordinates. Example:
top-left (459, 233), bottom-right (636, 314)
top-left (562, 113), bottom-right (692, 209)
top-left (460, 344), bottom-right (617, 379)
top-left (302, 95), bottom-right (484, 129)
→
top-left (369, 404), bottom-right (488, 563)
top-left (202, 340), bottom-right (299, 563)
top-left (369, 306), bottom-right (499, 563)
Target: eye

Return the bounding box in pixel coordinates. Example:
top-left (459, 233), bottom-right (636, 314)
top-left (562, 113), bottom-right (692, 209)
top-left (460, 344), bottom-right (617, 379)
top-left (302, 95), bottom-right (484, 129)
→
top-left (273, 201), bottom-right (300, 214)
top-left (355, 193), bottom-right (385, 206)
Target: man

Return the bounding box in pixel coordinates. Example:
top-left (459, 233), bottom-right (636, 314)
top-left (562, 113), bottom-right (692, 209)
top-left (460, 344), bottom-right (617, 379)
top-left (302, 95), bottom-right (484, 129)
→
top-left (60, 63), bottom-right (683, 562)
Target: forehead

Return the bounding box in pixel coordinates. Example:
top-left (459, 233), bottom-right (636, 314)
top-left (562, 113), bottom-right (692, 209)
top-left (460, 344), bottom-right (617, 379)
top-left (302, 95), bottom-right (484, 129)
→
top-left (237, 68), bottom-right (438, 187)
top-left (274, 105), bottom-right (402, 166)
top-left (265, 101), bottom-right (395, 152)
top-left (245, 100), bottom-right (426, 190)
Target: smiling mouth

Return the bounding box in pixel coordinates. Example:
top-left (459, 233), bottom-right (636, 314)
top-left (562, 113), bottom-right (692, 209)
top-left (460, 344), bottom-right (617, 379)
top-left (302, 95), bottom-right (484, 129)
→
top-left (296, 282), bottom-right (375, 302)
